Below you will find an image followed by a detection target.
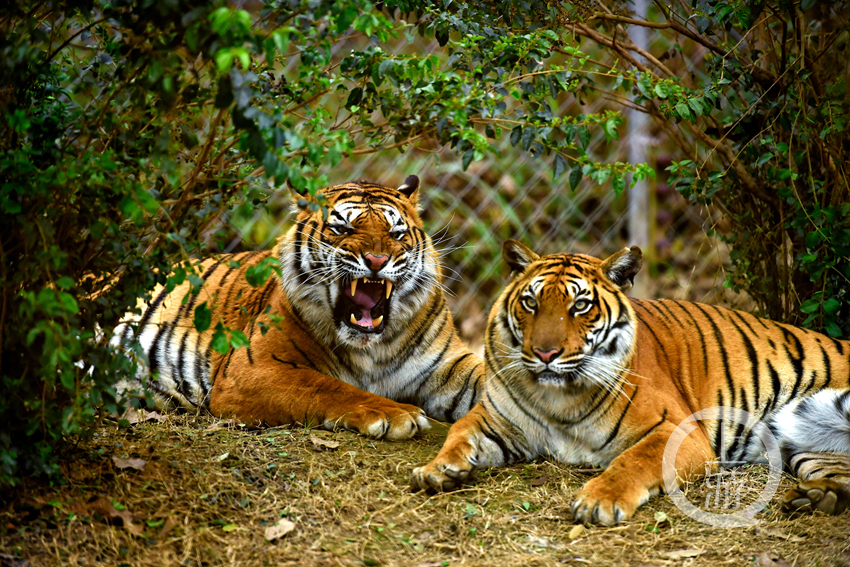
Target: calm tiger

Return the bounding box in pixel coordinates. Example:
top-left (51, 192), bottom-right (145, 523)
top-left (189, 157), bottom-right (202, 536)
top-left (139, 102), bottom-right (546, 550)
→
top-left (412, 240), bottom-right (850, 523)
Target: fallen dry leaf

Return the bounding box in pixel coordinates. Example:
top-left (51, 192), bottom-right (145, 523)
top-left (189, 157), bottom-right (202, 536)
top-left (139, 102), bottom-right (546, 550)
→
top-left (754, 527), bottom-right (805, 543)
top-left (120, 408), bottom-right (166, 425)
top-left (85, 497), bottom-right (144, 536)
top-left (526, 534), bottom-right (563, 549)
top-left (156, 516), bottom-right (179, 539)
top-left (204, 419), bottom-right (242, 432)
top-left (659, 549), bottom-right (704, 560)
top-left (264, 518), bottom-right (296, 541)
top-left (111, 456), bottom-right (147, 471)
top-left (310, 434), bottom-right (340, 451)
top-left (530, 476), bottom-right (547, 486)
top-left (568, 524), bottom-right (586, 540)
top-left (757, 551), bottom-right (793, 567)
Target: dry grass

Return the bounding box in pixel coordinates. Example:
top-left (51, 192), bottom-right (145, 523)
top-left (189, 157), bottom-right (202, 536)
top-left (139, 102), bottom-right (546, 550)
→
top-left (1, 414), bottom-right (849, 567)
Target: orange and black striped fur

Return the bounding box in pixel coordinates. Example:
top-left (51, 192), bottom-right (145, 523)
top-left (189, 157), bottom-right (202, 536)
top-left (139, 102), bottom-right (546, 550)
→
top-left (113, 176), bottom-right (484, 439)
top-left (412, 240), bottom-right (850, 522)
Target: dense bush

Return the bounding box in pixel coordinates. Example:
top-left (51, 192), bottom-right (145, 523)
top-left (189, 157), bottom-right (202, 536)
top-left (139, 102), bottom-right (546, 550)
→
top-left (0, 0), bottom-right (646, 486)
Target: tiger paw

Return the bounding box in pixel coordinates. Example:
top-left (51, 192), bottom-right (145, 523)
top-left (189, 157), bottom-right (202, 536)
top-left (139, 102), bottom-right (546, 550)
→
top-left (782, 479), bottom-right (850, 515)
top-left (332, 402), bottom-right (430, 441)
top-left (411, 445), bottom-right (475, 492)
top-left (571, 476), bottom-right (643, 526)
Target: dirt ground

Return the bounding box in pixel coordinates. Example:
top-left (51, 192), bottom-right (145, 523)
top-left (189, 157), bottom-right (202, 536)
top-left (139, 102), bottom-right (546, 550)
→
top-left (1, 413), bottom-right (848, 567)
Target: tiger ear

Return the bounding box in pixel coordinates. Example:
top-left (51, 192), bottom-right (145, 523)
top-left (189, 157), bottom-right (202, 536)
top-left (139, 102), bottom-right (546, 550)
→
top-left (502, 239), bottom-right (540, 274)
top-left (397, 175), bottom-right (419, 203)
top-left (600, 246), bottom-right (643, 291)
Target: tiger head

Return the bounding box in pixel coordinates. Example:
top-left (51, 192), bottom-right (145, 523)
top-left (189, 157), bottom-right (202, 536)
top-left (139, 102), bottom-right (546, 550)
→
top-left (486, 240), bottom-right (642, 390)
top-left (281, 175), bottom-right (440, 348)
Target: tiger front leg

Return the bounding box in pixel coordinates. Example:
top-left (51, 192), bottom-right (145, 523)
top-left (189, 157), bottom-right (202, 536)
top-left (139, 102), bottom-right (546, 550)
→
top-left (210, 359), bottom-right (428, 440)
top-left (572, 424), bottom-right (713, 525)
top-left (411, 403), bottom-right (526, 491)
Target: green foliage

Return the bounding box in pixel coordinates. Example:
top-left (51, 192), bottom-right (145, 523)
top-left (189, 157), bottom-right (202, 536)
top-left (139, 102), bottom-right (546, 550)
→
top-left (1, 0), bottom-right (645, 487)
top-left (448, 0), bottom-right (849, 336)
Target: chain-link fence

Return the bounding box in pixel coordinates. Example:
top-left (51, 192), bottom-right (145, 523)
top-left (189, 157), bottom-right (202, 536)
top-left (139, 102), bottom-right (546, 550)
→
top-left (224, 34), bottom-right (747, 351)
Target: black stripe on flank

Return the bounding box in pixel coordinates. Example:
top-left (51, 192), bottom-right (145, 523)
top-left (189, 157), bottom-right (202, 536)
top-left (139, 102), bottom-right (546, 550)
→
top-left (437, 353), bottom-right (475, 392)
top-left (288, 339), bottom-right (318, 370)
top-left (598, 386), bottom-right (637, 450)
top-left (830, 338), bottom-right (845, 356)
top-left (712, 389), bottom-right (724, 458)
top-left (692, 303), bottom-right (736, 408)
top-left (411, 333), bottom-right (455, 400)
top-left (641, 300), bottom-right (674, 327)
top-left (445, 372), bottom-right (474, 422)
top-left (728, 309), bottom-right (758, 337)
top-left (635, 409), bottom-right (667, 444)
top-left (468, 367), bottom-right (483, 412)
top-left (765, 360), bottom-right (782, 415)
top-left (272, 354), bottom-right (299, 369)
top-left (820, 345), bottom-right (832, 389)
top-left (148, 325), bottom-right (169, 378)
top-left (177, 331), bottom-right (194, 402)
top-left (726, 310), bottom-right (760, 412)
top-left (479, 412), bottom-right (519, 464)
top-left (665, 301), bottom-right (709, 377)
top-left (125, 285), bottom-right (171, 345)
top-left (726, 387), bottom-right (748, 458)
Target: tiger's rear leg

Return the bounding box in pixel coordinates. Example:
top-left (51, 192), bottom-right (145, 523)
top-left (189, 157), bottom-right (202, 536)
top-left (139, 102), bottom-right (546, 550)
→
top-left (782, 453), bottom-right (850, 515)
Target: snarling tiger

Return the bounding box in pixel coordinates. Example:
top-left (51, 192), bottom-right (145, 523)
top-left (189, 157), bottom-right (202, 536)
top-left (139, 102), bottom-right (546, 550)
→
top-left (412, 240), bottom-right (850, 523)
top-left (113, 176), bottom-right (484, 439)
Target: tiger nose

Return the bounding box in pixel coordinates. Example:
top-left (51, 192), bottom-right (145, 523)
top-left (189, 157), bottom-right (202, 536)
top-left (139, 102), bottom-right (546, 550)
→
top-left (533, 347), bottom-right (562, 363)
top-left (364, 253), bottom-right (389, 271)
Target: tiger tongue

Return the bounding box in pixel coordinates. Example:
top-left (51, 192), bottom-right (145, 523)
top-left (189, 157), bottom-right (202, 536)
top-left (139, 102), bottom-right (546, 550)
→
top-left (346, 280), bottom-right (384, 310)
top-left (351, 286), bottom-right (378, 310)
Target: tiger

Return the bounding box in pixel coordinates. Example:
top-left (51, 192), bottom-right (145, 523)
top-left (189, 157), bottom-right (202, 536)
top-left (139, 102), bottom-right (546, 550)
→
top-left (112, 175), bottom-right (484, 439)
top-left (411, 239), bottom-right (850, 523)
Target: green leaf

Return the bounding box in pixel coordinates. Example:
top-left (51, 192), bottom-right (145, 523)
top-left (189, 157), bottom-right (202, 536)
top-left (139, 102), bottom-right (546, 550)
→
top-left (221, 523), bottom-right (238, 532)
top-left (569, 166), bottom-right (582, 191)
top-left (510, 126), bottom-right (522, 147)
top-left (230, 330), bottom-right (249, 349)
top-left (804, 231), bottom-right (821, 248)
top-left (799, 299), bottom-right (820, 314)
top-left (824, 318), bottom-right (842, 338)
top-left (521, 127), bottom-right (536, 151)
top-left (194, 302), bottom-right (212, 333)
top-left (687, 97), bottom-right (704, 116)
top-left (756, 152), bottom-right (773, 167)
top-left (55, 276), bottom-right (75, 290)
top-left (603, 117), bottom-right (619, 143)
top-left (211, 328), bottom-right (230, 354)
top-left (612, 173), bottom-right (625, 196)
top-left (675, 102), bottom-right (692, 121)
top-left (823, 297), bottom-right (840, 315)
top-left (577, 127), bottom-right (590, 150)
top-left (553, 154), bottom-right (567, 178)
top-left (654, 83), bottom-right (670, 99)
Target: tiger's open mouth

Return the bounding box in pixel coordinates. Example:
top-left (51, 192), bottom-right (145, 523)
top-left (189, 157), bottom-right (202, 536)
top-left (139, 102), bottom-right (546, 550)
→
top-left (337, 277), bottom-right (394, 334)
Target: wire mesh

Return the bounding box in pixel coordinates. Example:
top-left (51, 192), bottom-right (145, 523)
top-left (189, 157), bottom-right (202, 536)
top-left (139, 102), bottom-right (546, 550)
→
top-left (223, 35), bottom-right (746, 350)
